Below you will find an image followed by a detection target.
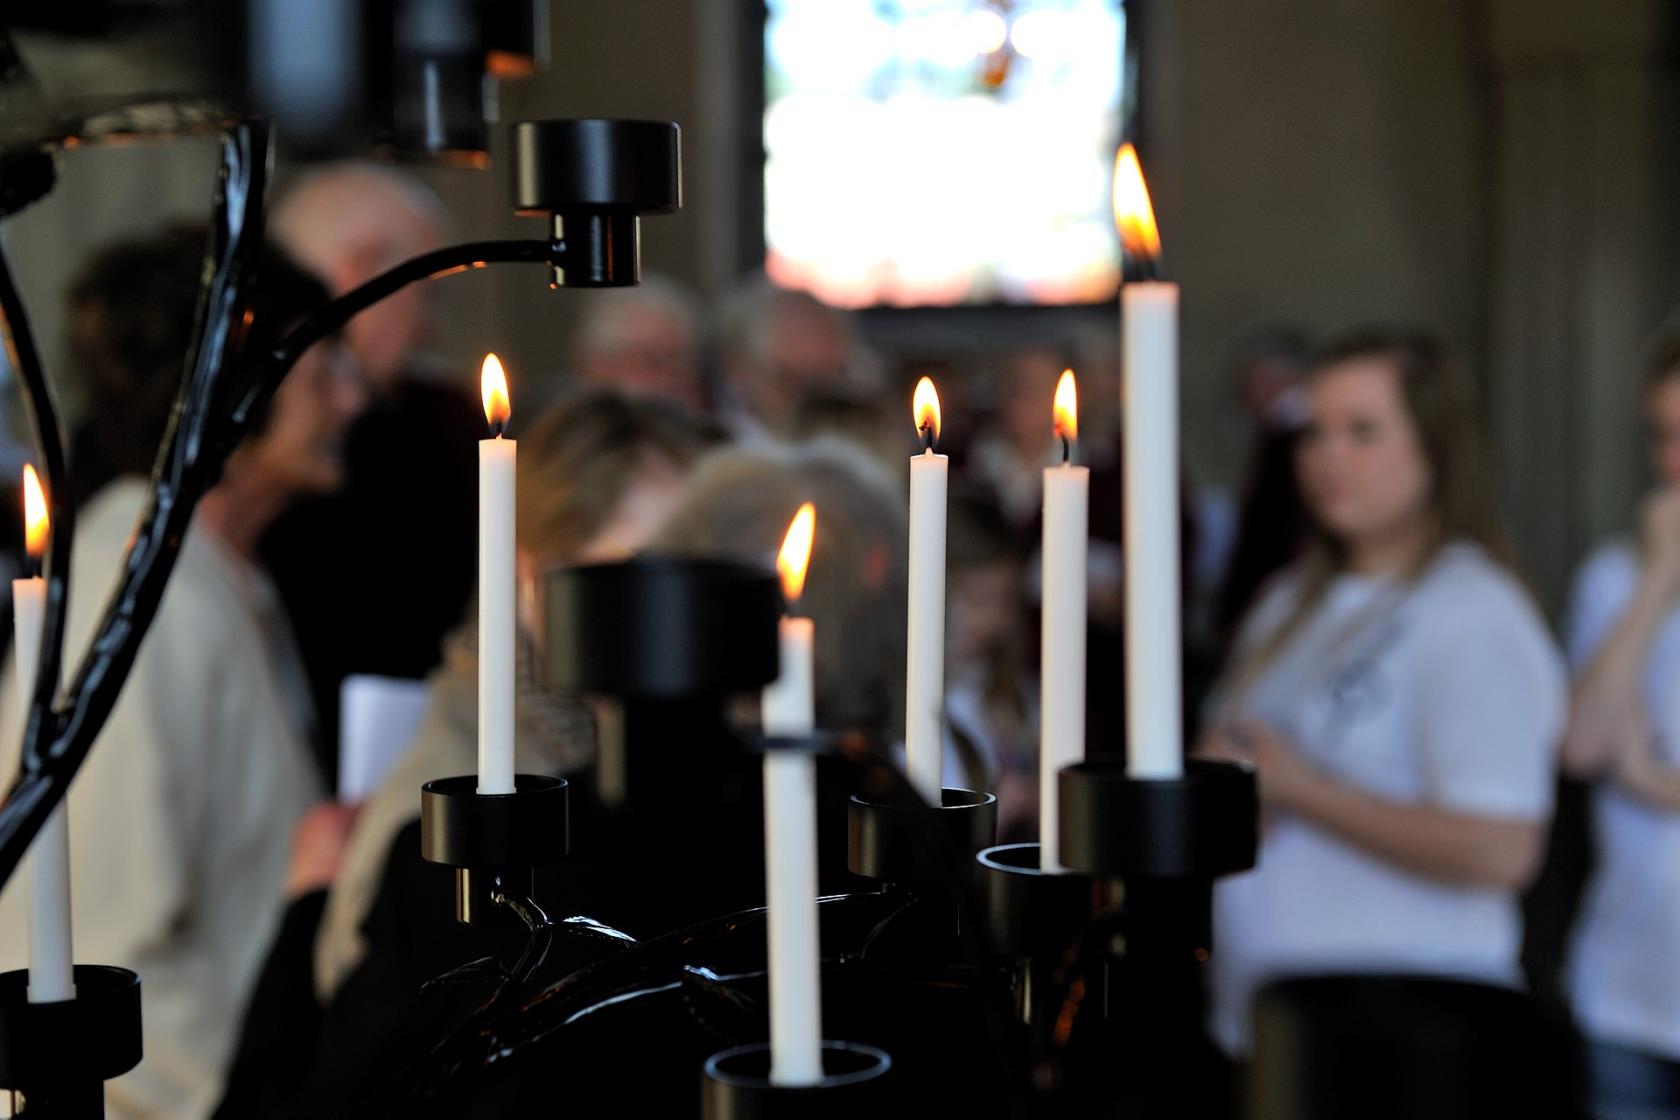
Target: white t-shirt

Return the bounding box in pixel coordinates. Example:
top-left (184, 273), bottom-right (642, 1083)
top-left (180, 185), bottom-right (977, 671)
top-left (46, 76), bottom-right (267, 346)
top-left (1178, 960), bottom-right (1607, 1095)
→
top-left (1208, 542), bottom-right (1565, 1054)
top-left (1565, 541), bottom-right (1680, 1058)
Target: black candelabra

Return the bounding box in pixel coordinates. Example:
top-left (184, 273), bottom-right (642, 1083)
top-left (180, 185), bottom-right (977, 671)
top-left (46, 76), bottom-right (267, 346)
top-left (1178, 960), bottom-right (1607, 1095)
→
top-left (0, 41), bottom-right (682, 1109)
top-left (0, 16), bottom-right (1268, 1115)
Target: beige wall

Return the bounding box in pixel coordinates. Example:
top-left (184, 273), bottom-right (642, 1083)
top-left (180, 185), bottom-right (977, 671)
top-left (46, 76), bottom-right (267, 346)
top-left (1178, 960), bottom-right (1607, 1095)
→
top-left (1147, 0), bottom-right (1680, 610)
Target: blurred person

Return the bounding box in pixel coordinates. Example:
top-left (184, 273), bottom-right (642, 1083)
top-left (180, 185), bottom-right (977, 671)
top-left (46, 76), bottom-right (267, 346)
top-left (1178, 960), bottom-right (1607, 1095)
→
top-left (0, 227), bottom-right (365, 1120)
top-left (970, 344), bottom-right (1067, 531)
top-left (215, 390), bottom-right (718, 1115)
top-left (1196, 327), bottom-right (1565, 1056)
top-left (219, 428), bottom-right (908, 1117)
top-left (263, 161), bottom-right (479, 783)
top-left (944, 486), bottom-right (1037, 836)
top-left (1560, 334), bottom-right (1680, 1119)
top-left (269, 162), bottom-right (449, 387)
top-left (793, 386), bottom-right (903, 486)
top-left (654, 438), bottom-right (909, 744)
top-left (717, 274), bottom-right (873, 440)
top-left (61, 232), bottom-right (211, 510)
top-left (571, 272), bottom-right (706, 409)
top-left (1212, 325), bottom-right (1313, 649)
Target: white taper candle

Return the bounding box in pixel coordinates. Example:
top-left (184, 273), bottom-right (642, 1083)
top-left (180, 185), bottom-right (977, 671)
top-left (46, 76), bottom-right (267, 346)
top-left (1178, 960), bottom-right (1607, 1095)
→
top-left (15, 463), bottom-right (74, 1003)
top-left (478, 354), bottom-right (516, 795)
top-left (1114, 143), bottom-right (1184, 781)
top-left (905, 376), bottom-right (948, 803)
top-left (1121, 282), bottom-right (1183, 779)
top-left (1040, 371), bottom-right (1089, 869)
top-left (763, 503), bottom-right (823, 1084)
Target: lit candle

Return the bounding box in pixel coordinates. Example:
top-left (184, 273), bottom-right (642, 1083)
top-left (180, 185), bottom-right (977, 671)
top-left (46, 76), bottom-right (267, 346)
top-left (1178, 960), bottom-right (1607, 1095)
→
top-left (1040, 371), bottom-right (1088, 870)
top-left (15, 465), bottom-right (73, 1002)
top-left (478, 354), bottom-right (516, 795)
top-left (1115, 144), bottom-right (1183, 780)
top-left (762, 503), bottom-right (823, 1085)
top-left (905, 377), bottom-right (948, 802)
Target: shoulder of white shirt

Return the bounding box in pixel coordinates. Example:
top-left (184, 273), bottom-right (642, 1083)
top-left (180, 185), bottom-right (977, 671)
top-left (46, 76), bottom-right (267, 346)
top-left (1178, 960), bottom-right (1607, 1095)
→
top-left (1408, 541), bottom-right (1563, 665)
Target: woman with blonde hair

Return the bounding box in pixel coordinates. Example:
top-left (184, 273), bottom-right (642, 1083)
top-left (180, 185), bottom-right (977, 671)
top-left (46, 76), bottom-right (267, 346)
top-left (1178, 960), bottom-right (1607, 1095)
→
top-left (1197, 327), bottom-right (1566, 1054)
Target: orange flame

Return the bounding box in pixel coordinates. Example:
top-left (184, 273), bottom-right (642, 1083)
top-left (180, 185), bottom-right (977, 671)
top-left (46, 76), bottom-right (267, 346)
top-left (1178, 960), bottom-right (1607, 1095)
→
top-left (21, 464), bottom-right (46, 560)
top-left (777, 502), bottom-right (816, 604)
top-left (912, 376), bottom-right (942, 448)
top-left (1112, 143), bottom-right (1161, 265)
top-left (1053, 369), bottom-right (1078, 443)
top-left (481, 353), bottom-right (511, 433)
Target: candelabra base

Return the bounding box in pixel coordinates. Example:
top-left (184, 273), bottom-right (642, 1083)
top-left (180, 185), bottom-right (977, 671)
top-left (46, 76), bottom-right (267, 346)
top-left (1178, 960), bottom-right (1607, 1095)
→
top-left (701, 1041), bottom-right (891, 1120)
top-left (0, 964), bottom-right (142, 1119)
top-left (977, 842), bottom-right (1097, 959)
top-left (543, 558), bottom-right (780, 698)
top-left (419, 773), bottom-right (568, 924)
top-left (1056, 758), bottom-right (1257, 878)
top-left (847, 787), bottom-right (997, 886)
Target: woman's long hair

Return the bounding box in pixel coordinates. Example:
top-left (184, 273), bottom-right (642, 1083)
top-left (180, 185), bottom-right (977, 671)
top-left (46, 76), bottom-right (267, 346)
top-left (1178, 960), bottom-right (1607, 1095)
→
top-left (1225, 326), bottom-right (1514, 694)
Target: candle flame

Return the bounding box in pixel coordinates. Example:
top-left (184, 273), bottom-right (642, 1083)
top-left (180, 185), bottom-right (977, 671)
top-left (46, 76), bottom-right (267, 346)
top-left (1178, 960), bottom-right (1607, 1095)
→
top-left (481, 353), bottom-right (511, 433)
top-left (912, 376), bottom-right (942, 448)
top-left (777, 502), bottom-right (816, 604)
top-left (22, 464), bottom-right (47, 560)
top-left (1052, 369), bottom-right (1078, 443)
top-left (1112, 143), bottom-right (1161, 265)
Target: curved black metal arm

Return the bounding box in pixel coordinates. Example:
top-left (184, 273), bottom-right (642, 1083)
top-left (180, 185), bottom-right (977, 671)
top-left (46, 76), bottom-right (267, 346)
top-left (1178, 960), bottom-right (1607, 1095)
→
top-left (0, 120), bottom-right (271, 888)
top-left (226, 235), bottom-right (560, 436)
top-left (0, 201), bottom-right (562, 887)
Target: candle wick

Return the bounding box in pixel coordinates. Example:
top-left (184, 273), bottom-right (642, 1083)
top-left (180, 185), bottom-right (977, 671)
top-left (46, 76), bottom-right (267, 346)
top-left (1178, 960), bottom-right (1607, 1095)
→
top-left (1061, 435), bottom-right (1071, 466)
top-left (919, 423), bottom-right (935, 454)
top-left (491, 420), bottom-right (507, 439)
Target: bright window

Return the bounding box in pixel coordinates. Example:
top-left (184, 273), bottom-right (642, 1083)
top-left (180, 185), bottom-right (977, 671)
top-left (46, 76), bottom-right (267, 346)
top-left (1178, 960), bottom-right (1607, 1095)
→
top-left (764, 0), bottom-right (1125, 308)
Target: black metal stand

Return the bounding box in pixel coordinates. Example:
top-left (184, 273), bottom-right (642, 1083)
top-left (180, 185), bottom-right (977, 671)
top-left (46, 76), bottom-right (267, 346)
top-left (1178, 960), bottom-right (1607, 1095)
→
top-left (701, 1041), bottom-right (891, 1120)
top-left (977, 842), bottom-right (1097, 1024)
top-left (847, 788), bottom-right (998, 887)
top-left (1056, 757), bottom-right (1257, 879)
top-left (419, 774), bottom-right (569, 925)
top-left (0, 965), bottom-right (142, 1118)
top-left (960, 759), bottom-right (1261, 1111)
top-left (543, 557), bottom-right (780, 699)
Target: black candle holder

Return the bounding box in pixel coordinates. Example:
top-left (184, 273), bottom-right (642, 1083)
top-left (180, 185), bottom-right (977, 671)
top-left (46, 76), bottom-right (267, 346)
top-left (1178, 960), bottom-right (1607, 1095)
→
top-left (511, 118), bottom-right (681, 288)
top-left (701, 1041), bottom-right (891, 1120)
top-left (543, 557), bottom-right (780, 699)
top-left (1056, 757), bottom-right (1257, 879)
top-left (0, 964), bottom-right (142, 1118)
top-left (420, 774), bottom-right (569, 925)
top-left (977, 842), bottom-right (1096, 961)
top-left (847, 787), bottom-right (998, 887)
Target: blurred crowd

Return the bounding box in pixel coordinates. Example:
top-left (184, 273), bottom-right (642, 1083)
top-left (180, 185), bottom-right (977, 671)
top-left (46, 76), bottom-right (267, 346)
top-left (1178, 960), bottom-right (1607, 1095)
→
top-left (0, 163), bottom-right (1677, 1119)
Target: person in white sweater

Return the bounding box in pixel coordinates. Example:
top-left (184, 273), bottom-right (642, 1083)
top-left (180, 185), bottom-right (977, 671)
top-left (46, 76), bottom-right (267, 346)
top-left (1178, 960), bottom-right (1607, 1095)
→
top-left (0, 227), bottom-right (367, 1120)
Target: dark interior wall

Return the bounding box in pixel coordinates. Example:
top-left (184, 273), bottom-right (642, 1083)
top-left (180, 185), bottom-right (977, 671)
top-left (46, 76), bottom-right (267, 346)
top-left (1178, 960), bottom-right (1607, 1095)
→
top-left (4, 1), bottom-right (1677, 609)
top-left (1144, 0), bottom-right (1486, 502)
top-left (1145, 0), bottom-right (1680, 609)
